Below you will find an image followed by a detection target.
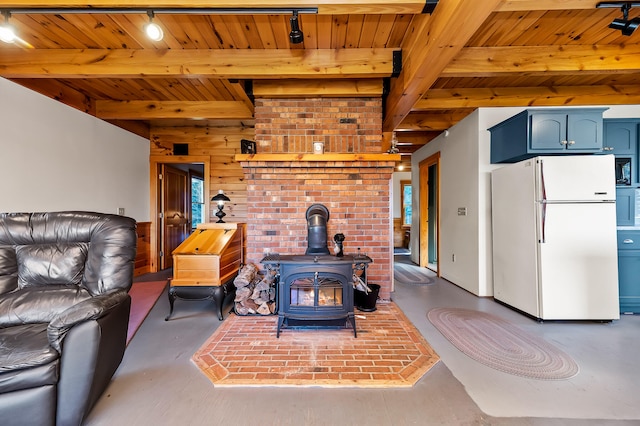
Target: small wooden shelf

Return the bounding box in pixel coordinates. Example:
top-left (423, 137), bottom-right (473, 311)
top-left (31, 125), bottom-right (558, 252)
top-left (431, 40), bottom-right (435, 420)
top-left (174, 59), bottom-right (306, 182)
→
top-left (235, 153), bottom-right (401, 162)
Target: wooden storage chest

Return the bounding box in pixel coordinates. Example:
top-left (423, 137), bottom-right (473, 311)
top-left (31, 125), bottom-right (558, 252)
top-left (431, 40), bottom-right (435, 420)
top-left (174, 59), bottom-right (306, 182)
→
top-left (166, 223), bottom-right (245, 320)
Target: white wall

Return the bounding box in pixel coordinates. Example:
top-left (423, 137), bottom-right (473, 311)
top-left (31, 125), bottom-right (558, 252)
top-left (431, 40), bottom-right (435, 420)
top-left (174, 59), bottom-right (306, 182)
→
top-left (0, 78), bottom-right (150, 222)
top-left (411, 104), bottom-right (640, 297)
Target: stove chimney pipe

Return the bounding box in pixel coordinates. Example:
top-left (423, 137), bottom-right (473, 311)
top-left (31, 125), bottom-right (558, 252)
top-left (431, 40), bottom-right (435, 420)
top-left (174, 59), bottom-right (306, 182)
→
top-left (305, 204), bottom-right (330, 255)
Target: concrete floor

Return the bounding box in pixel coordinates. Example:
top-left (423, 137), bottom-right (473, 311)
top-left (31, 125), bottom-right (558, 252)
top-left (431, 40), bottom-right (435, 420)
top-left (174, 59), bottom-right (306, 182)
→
top-left (84, 264), bottom-right (640, 426)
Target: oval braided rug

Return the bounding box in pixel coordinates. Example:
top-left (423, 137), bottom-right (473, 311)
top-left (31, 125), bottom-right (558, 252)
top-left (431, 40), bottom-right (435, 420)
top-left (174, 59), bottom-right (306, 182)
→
top-left (427, 307), bottom-right (579, 380)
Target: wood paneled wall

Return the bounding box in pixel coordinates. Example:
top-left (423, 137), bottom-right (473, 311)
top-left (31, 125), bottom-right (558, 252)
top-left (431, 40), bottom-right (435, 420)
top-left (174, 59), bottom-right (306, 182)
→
top-left (134, 221), bottom-right (151, 276)
top-left (150, 126), bottom-right (254, 223)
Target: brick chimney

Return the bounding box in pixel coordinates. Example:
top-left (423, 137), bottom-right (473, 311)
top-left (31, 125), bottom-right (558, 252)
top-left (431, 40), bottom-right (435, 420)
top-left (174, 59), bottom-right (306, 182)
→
top-left (238, 97), bottom-right (396, 300)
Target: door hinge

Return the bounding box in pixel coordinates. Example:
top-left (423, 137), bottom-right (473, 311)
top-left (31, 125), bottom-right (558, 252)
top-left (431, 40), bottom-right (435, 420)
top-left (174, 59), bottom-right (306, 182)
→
top-left (160, 251), bottom-right (164, 257)
top-left (159, 212), bottom-right (164, 219)
top-left (159, 173), bottom-right (163, 180)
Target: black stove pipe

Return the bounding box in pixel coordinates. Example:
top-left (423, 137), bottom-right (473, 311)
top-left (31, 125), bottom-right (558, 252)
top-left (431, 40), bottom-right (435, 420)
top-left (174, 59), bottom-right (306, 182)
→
top-left (305, 204), bottom-right (330, 255)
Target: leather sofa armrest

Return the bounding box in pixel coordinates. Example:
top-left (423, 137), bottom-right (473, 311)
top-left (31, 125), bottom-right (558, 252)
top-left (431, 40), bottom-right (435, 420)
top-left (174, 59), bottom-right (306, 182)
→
top-left (47, 289), bottom-right (129, 352)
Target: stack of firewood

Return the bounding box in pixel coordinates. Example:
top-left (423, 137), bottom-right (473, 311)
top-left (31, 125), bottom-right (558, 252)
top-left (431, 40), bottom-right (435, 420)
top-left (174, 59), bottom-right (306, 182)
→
top-left (233, 263), bottom-right (277, 315)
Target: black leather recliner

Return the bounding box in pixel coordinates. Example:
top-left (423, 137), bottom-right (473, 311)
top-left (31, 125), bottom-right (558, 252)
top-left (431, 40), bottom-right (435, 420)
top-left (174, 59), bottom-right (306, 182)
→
top-left (0, 211), bottom-right (137, 426)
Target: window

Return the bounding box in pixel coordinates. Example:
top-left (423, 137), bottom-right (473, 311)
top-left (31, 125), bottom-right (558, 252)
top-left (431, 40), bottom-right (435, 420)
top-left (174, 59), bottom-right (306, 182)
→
top-left (191, 175), bottom-right (204, 230)
top-left (401, 180), bottom-right (412, 228)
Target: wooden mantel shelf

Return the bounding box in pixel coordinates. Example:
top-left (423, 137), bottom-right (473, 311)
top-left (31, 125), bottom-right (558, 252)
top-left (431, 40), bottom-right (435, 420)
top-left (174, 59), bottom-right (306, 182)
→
top-left (235, 153), bottom-right (401, 162)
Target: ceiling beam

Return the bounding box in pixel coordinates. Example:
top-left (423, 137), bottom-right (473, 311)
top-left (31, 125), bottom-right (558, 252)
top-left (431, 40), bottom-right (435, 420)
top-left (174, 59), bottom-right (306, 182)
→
top-left (253, 79), bottom-right (383, 97)
top-left (443, 45), bottom-right (640, 78)
top-left (0, 48), bottom-right (395, 79)
top-left (396, 110), bottom-right (475, 131)
top-left (383, 0), bottom-right (503, 132)
top-left (415, 85), bottom-right (640, 109)
top-left (0, 1), bottom-right (429, 15)
top-left (95, 100), bottom-right (254, 120)
top-left (495, 0), bottom-right (600, 11)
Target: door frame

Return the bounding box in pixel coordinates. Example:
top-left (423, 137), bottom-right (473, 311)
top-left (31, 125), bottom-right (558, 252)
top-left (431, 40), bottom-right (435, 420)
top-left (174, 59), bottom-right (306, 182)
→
top-left (419, 152), bottom-right (440, 276)
top-left (150, 155), bottom-right (210, 272)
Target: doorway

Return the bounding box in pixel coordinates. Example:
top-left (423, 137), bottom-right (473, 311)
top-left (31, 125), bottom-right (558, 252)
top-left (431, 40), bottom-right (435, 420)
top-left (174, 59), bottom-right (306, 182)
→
top-left (419, 152), bottom-right (440, 275)
top-left (150, 156), bottom-right (210, 272)
top-left (160, 164), bottom-right (189, 270)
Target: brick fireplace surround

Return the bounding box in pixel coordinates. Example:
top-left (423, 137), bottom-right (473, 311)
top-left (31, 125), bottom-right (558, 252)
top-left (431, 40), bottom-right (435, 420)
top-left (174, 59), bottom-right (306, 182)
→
top-left (238, 98), bottom-right (397, 300)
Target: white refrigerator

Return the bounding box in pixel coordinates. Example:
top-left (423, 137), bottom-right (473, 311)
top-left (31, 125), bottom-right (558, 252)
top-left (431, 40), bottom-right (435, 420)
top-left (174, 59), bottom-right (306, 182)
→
top-left (491, 155), bottom-right (620, 321)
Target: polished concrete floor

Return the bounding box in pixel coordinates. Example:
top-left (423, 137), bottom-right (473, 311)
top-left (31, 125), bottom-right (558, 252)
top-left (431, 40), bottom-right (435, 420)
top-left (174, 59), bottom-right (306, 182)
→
top-left (84, 263), bottom-right (640, 426)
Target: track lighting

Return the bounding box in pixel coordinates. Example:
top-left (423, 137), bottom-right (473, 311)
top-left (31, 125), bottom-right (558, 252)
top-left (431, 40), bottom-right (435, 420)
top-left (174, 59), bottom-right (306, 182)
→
top-left (0, 11), bottom-right (15, 43)
top-left (289, 10), bottom-right (304, 44)
top-left (144, 11), bottom-right (163, 41)
top-left (0, 7), bottom-right (318, 44)
top-left (597, 2), bottom-right (640, 35)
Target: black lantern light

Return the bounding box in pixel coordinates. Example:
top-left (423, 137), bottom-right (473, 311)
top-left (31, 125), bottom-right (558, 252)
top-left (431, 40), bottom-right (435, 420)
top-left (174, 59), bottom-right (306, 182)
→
top-left (211, 190), bottom-right (230, 223)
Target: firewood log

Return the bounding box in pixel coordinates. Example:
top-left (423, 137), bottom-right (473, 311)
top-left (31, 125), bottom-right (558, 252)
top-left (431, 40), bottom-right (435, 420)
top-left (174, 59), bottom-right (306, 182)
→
top-left (235, 304), bottom-right (250, 315)
top-left (254, 278), bottom-right (271, 291)
top-left (234, 263), bottom-right (258, 287)
top-left (257, 302), bottom-right (271, 315)
top-left (255, 291), bottom-right (270, 305)
top-left (251, 287), bottom-right (262, 300)
top-left (234, 286), bottom-right (252, 302)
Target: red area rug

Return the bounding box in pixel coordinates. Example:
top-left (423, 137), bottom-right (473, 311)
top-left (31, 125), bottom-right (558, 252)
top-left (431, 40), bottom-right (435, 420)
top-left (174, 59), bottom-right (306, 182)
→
top-left (127, 280), bottom-right (167, 344)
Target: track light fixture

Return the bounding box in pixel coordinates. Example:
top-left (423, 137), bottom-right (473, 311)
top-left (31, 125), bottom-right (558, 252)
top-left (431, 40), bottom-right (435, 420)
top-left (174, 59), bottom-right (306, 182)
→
top-left (597, 2), bottom-right (640, 35)
top-left (144, 11), bottom-right (163, 41)
top-left (289, 10), bottom-right (304, 44)
top-left (0, 7), bottom-right (318, 44)
top-left (0, 11), bottom-right (15, 44)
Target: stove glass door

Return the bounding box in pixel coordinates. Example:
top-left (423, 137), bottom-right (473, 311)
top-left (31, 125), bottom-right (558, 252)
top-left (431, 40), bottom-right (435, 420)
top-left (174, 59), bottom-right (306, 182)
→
top-left (290, 275), bottom-right (343, 307)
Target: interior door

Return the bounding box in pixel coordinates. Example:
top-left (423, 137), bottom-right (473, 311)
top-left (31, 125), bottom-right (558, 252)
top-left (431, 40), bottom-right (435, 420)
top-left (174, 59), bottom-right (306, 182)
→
top-left (419, 153), bottom-right (440, 274)
top-left (161, 164), bottom-right (190, 270)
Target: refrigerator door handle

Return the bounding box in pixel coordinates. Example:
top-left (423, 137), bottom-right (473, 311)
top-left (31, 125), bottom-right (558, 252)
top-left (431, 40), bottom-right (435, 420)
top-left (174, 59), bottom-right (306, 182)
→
top-left (538, 159), bottom-right (547, 244)
top-left (539, 159), bottom-right (547, 203)
top-left (539, 202), bottom-right (547, 244)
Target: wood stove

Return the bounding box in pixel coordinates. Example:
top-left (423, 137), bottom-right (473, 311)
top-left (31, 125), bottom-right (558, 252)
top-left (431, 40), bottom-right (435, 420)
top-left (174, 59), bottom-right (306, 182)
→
top-left (261, 254), bottom-right (372, 337)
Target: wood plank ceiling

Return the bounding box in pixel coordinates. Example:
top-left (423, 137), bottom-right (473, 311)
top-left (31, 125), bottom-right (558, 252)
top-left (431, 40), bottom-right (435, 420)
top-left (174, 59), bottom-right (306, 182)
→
top-left (1, 0), bottom-right (640, 171)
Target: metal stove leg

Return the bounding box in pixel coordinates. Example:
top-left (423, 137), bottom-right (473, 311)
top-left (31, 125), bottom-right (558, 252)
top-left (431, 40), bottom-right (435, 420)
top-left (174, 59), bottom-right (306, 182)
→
top-left (276, 315), bottom-right (285, 338)
top-left (348, 313), bottom-right (357, 338)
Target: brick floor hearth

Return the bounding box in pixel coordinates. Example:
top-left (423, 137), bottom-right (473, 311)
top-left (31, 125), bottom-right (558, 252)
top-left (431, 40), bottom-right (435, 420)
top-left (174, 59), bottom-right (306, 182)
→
top-left (191, 302), bottom-right (439, 388)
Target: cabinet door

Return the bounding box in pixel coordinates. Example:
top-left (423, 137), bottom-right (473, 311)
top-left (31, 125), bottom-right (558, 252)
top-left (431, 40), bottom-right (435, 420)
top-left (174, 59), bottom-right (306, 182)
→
top-left (529, 112), bottom-right (566, 151)
top-left (618, 250), bottom-right (640, 314)
top-left (604, 120), bottom-right (637, 154)
top-left (566, 112), bottom-right (603, 151)
top-left (616, 187), bottom-right (636, 226)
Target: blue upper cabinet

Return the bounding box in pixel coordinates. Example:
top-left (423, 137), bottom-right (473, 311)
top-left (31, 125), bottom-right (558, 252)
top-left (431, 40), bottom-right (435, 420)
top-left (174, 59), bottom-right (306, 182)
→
top-left (603, 119), bottom-right (638, 155)
top-left (603, 119), bottom-right (639, 186)
top-left (489, 108), bottom-right (608, 163)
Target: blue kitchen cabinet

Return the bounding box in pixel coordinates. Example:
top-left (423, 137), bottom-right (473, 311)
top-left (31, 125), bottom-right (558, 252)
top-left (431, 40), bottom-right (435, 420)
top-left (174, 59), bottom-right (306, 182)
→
top-left (604, 119), bottom-right (639, 185)
top-left (617, 230), bottom-right (640, 314)
top-left (603, 119), bottom-right (638, 155)
top-left (489, 108), bottom-right (608, 163)
top-left (616, 188), bottom-right (637, 226)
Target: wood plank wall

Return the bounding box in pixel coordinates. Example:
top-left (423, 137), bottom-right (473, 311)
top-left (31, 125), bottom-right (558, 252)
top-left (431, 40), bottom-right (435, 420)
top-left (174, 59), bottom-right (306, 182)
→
top-left (134, 221), bottom-right (151, 276)
top-left (150, 126), bottom-right (254, 223)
